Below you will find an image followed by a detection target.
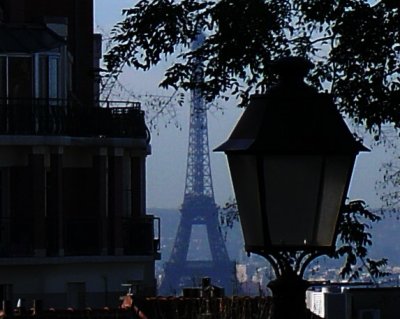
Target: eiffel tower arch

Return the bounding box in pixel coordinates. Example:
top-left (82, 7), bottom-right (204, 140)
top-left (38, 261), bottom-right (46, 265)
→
top-left (159, 34), bottom-right (235, 295)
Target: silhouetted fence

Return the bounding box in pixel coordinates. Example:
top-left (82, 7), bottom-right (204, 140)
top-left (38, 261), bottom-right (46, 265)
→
top-left (2, 297), bottom-right (272, 319)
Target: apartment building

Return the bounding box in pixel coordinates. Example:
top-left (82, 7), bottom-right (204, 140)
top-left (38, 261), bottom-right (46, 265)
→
top-left (0, 0), bottom-right (159, 308)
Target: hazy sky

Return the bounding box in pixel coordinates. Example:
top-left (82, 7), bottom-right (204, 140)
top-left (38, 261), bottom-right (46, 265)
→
top-left (95, 0), bottom-right (389, 210)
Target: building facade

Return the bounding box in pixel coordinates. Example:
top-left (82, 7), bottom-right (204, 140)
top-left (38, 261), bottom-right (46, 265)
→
top-left (307, 286), bottom-right (400, 319)
top-left (0, 0), bottom-right (159, 309)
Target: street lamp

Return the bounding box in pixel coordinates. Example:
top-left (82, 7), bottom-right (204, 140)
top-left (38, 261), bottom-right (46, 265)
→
top-left (215, 57), bottom-right (367, 319)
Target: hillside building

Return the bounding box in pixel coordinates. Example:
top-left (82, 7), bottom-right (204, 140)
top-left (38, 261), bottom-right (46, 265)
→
top-left (0, 0), bottom-right (159, 309)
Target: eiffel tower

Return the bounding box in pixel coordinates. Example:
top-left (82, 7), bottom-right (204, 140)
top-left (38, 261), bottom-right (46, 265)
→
top-left (159, 34), bottom-right (234, 295)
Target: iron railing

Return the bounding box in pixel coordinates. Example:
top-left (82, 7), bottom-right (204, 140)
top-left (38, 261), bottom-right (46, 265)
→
top-left (0, 98), bottom-right (149, 141)
top-left (0, 217), bottom-right (34, 257)
top-left (0, 215), bottom-right (160, 257)
top-left (62, 215), bottom-right (160, 256)
top-left (122, 216), bottom-right (160, 255)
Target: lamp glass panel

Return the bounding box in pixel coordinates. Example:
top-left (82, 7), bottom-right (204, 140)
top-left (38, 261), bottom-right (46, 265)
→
top-left (228, 154), bottom-right (264, 249)
top-left (263, 155), bottom-right (323, 247)
top-left (316, 155), bottom-right (354, 246)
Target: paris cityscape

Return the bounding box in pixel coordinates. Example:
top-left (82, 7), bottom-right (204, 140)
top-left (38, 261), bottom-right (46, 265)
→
top-left (154, 207), bottom-right (400, 296)
top-left (0, 0), bottom-right (400, 318)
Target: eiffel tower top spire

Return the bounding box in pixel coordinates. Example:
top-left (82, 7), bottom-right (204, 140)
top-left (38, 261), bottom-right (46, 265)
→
top-left (184, 33), bottom-right (214, 201)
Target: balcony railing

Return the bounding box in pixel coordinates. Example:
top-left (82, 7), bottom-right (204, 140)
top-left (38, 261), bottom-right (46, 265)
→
top-left (62, 215), bottom-right (160, 256)
top-left (122, 216), bottom-right (161, 255)
top-left (0, 98), bottom-right (149, 140)
top-left (0, 215), bottom-right (160, 258)
top-left (0, 217), bottom-right (34, 257)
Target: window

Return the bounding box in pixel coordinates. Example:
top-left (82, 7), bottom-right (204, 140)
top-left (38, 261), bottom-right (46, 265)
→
top-left (0, 54), bottom-right (60, 102)
top-left (8, 57), bottom-right (33, 99)
top-left (38, 55), bottom-right (59, 101)
top-left (0, 57), bottom-right (6, 99)
top-left (48, 56), bottom-right (59, 100)
top-left (38, 56), bottom-right (49, 99)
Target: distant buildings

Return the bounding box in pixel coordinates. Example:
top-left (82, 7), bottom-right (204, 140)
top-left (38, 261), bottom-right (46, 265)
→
top-left (0, 0), bottom-right (159, 309)
top-left (307, 286), bottom-right (400, 319)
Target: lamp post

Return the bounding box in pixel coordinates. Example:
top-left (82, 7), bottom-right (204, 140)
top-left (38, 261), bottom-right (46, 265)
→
top-left (215, 57), bottom-right (367, 319)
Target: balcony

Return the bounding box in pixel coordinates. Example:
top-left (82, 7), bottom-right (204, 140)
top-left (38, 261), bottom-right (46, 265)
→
top-left (0, 215), bottom-right (160, 258)
top-left (61, 216), bottom-right (160, 256)
top-left (62, 215), bottom-right (160, 257)
top-left (0, 98), bottom-right (149, 140)
top-left (122, 216), bottom-right (161, 255)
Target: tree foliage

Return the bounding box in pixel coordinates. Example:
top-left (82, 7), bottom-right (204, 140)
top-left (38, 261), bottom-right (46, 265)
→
top-left (96, 25), bottom-right (186, 132)
top-left (331, 200), bottom-right (389, 281)
top-left (106, 0), bottom-right (400, 133)
top-left (220, 200), bottom-right (389, 281)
